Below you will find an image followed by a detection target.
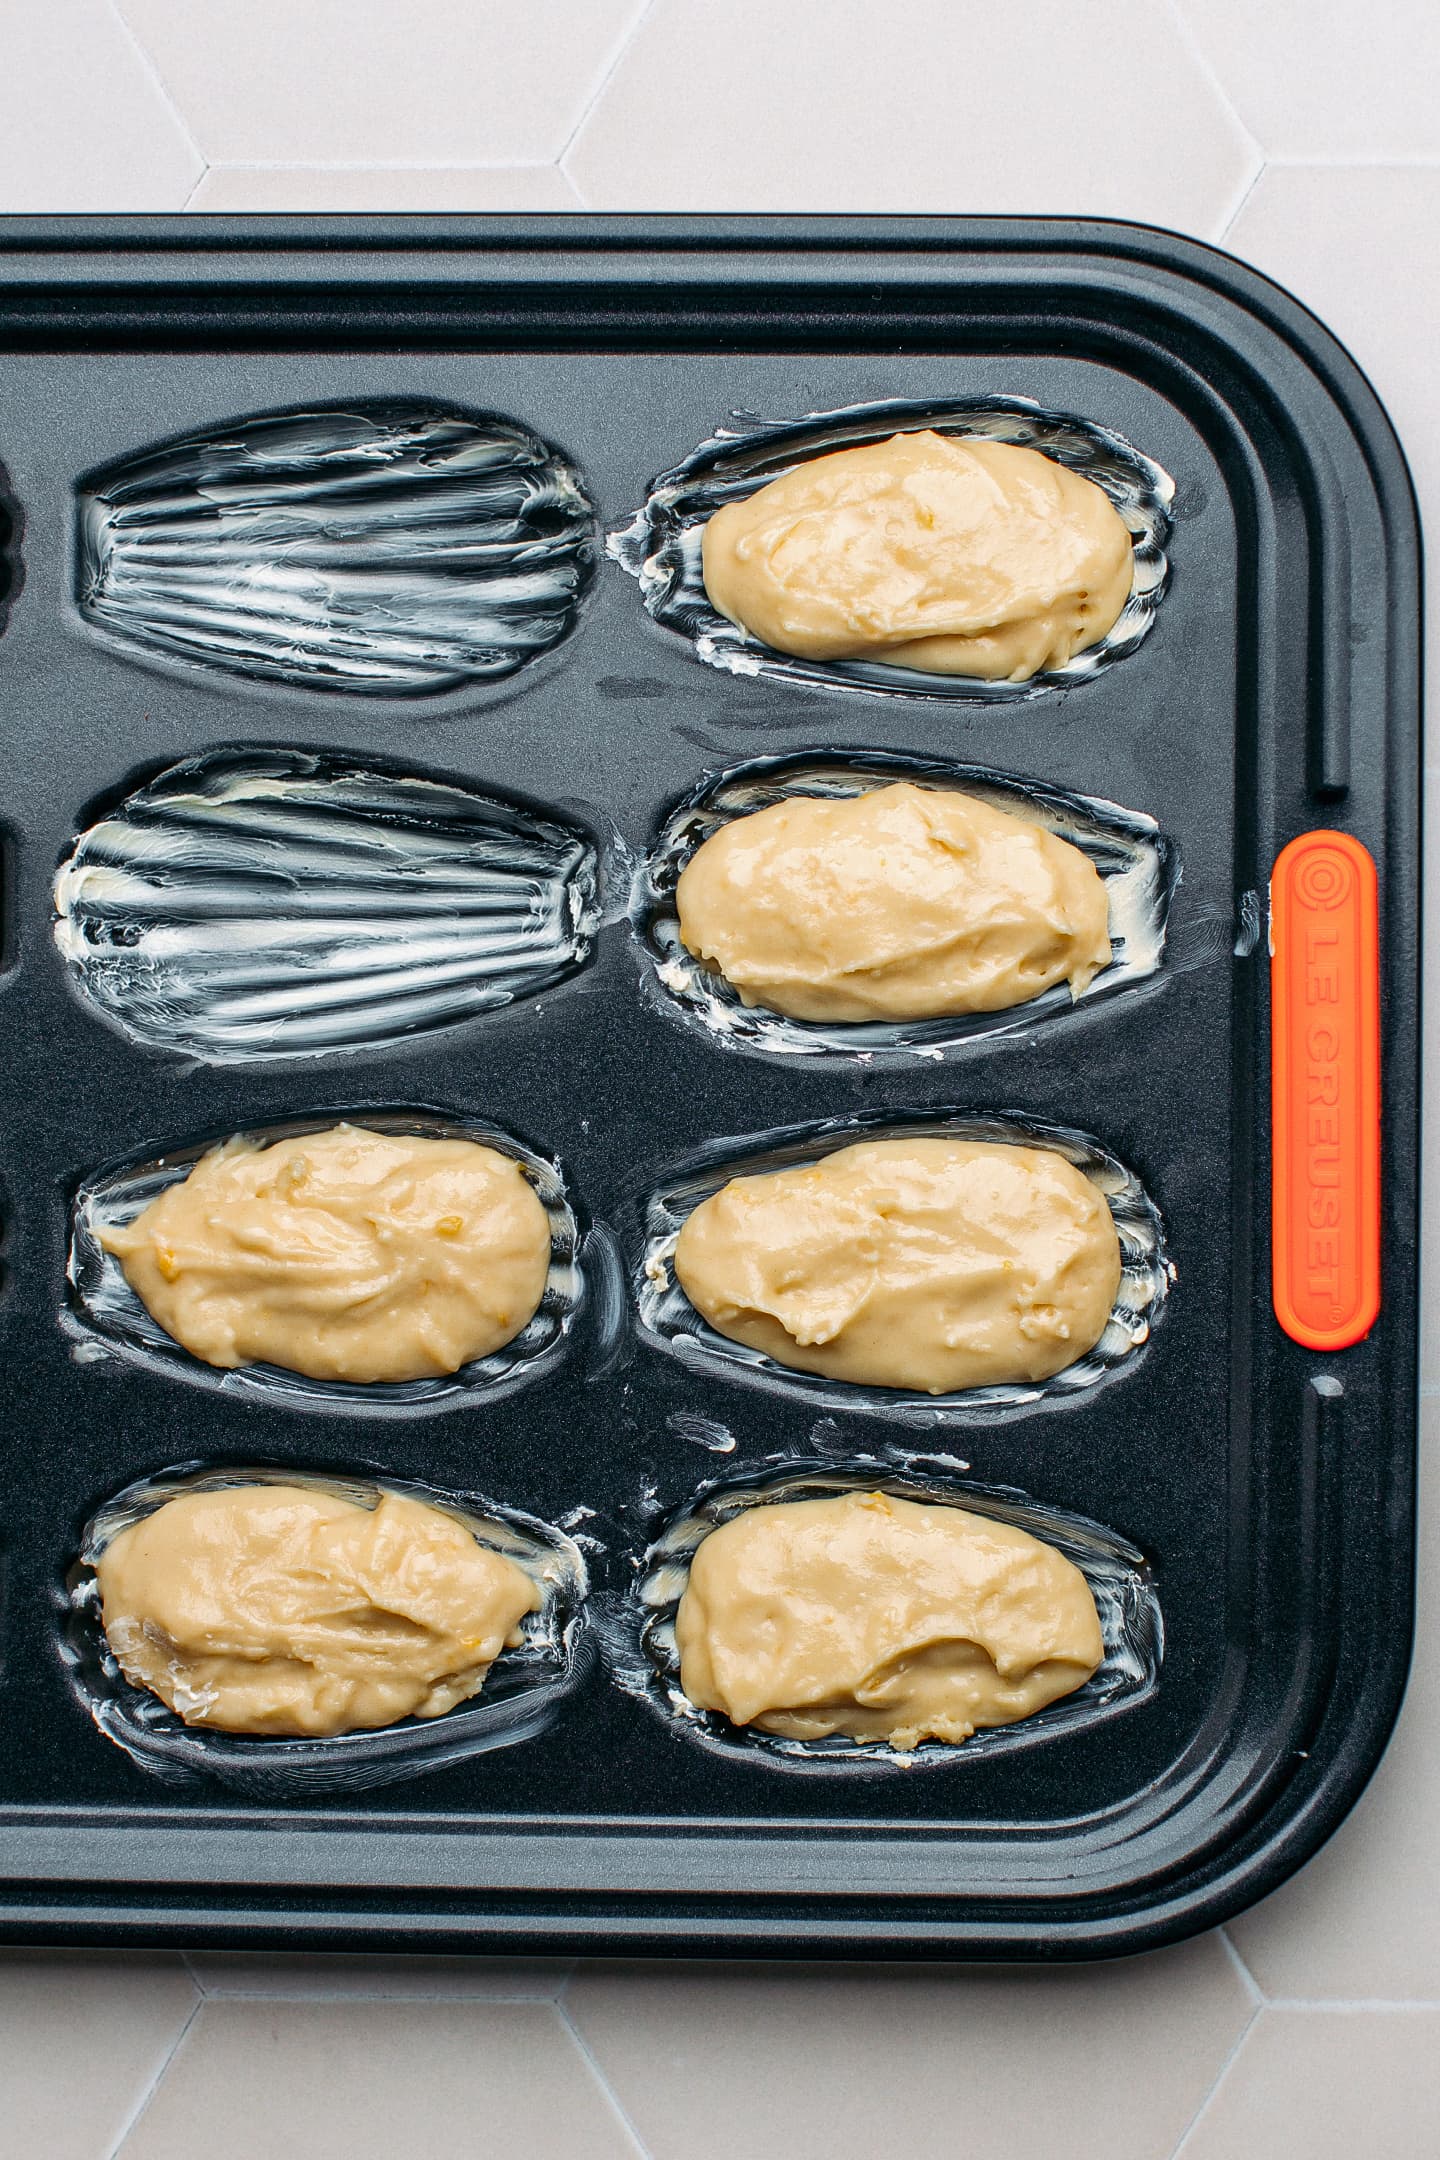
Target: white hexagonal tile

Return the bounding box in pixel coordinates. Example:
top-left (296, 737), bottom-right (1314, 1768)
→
top-left (1177, 0), bottom-right (1440, 159)
top-left (0, 0), bottom-right (202, 212)
top-left (188, 165), bottom-right (581, 212)
top-left (120, 1999), bottom-right (642, 2160)
top-left (566, 0), bottom-right (1259, 232)
top-left (566, 1937), bottom-right (1253, 2160)
top-left (1181, 2008), bottom-right (1440, 2159)
top-left (0, 1953), bottom-right (197, 2160)
top-left (118, 0), bottom-right (650, 164)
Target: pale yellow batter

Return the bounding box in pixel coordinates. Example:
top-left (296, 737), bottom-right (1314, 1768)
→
top-left (98, 1123), bottom-right (552, 1384)
top-left (701, 429), bottom-right (1134, 681)
top-left (675, 1489), bottom-right (1104, 1748)
top-left (676, 781), bottom-right (1111, 1022)
top-left (96, 1484), bottom-right (541, 1737)
top-left (672, 1136), bottom-right (1121, 1394)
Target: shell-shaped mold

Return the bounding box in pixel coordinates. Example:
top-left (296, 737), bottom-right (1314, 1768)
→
top-left (66, 1108), bottom-right (583, 1413)
top-left (636, 750), bottom-right (1174, 1060)
top-left (610, 394), bottom-right (1172, 700)
top-left (77, 402), bottom-right (597, 694)
top-left (601, 1460), bottom-right (1161, 1771)
top-left (633, 1110), bottom-right (1171, 1422)
top-left (54, 748), bottom-right (599, 1062)
top-left (64, 1464), bottom-right (593, 1795)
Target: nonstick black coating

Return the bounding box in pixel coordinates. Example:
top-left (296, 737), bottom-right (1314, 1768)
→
top-left (0, 218), bottom-right (1419, 1956)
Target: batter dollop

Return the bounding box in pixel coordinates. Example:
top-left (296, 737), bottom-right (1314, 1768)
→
top-left (701, 430), bottom-right (1133, 682)
top-left (98, 1123), bottom-right (552, 1383)
top-left (672, 1136), bottom-right (1122, 1394)
top-left (676, 781), bottom-right (1111, 1022)
top-left (675, 1489), bottom-right (1104, 1748)
top-left (96, 1484), bottom-right (541, 1737)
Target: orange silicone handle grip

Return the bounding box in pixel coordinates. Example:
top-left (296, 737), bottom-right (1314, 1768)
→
top-left (1270, 830), bottom-right (1380, 1350)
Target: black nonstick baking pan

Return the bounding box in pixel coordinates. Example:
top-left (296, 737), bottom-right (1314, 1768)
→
top-left (0, 216), bottom-right (1420, 1958)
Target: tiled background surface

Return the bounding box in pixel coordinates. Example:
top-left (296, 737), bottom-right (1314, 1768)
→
top-left (1, 2), bottom-right (1435, 2154)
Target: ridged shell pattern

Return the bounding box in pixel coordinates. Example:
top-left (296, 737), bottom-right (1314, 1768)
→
top-left (77, 402), bottom-right (597, 693)
top-left (600, 1461), bottom-right (1162, 1772)
top-left (65, 1464), bottom-right (593, 1795)
top-left (636, 750), bottom-right (1174, 1060)
top-left (610, 394), bottom-right (1173, 701)
top-left (53, 749), bottom-right (598, 1061)
top-left (67, 1109), bottom-right (583, 1411)
top-left (634, 1110), bottom-right (1171, 1422)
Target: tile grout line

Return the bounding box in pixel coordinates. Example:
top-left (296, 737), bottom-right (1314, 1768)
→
top-left (104, 0), bottom-right (209, 173)
top-left (1161, 0), bottom-right (1265, 167)
top-left (1218, 1926), bottom-right (1266, 2006)
top-left (554, 1990), bottom-right (660, 2160)
top-left (1164, 2000), bottom-right (1263, 2160)
top-left (557, 0), bottom-right (660, 193)
top-left (102, 1993), bottom-right (204, 2160)
top-left (1217, 156), bottom-right (1267, 247)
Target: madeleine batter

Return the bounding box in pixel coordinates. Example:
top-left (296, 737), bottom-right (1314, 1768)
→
top-left (675, 1489), bottom-right (1104, 1748)
top-left (675, 781), bottom-right (1111, 1022)
top-left (701, 429), bottom-right (1134, 681)
top-left (97, 1123), bottom-right (552, 1384)
top-left (96, 1483), bottom-right (541, 1737)
top-left (672, 1135), bottom-right (1122, 1394)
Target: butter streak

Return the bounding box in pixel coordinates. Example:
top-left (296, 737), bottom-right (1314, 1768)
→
top-left (54, 748), bottom-right (597, 1061)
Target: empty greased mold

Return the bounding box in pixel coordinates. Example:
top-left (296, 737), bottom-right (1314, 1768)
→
top-left (77, 401), bottom-right (598, 694)
top-left (635, 751), bottom-right (1174, 1058)
top-left (66, 1110), bottom-right (583, 1411)
top-left (601, 1461), bottom-right (1161, 1771)
top-left (634, 1111), bottom-right (1170, 1419)
top-left (611, 395), bottom-right (1172, 700)
top-left (53, 748), bottom-right (599, 1061)
top-left (64, 1465), bottom-right (592, 1796)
